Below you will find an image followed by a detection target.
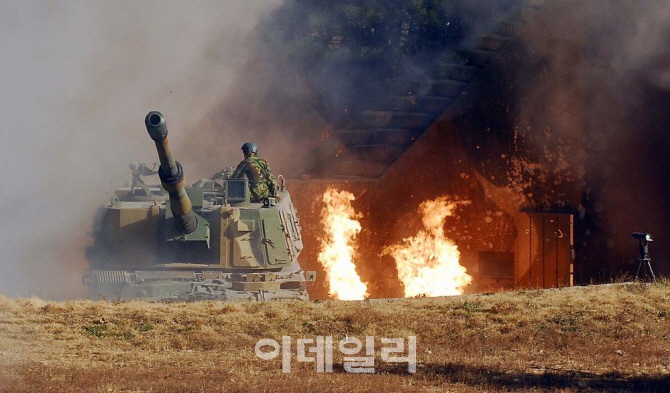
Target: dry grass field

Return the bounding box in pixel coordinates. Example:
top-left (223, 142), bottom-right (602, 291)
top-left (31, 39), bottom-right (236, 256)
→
top-left (1, 282), bottom-right (669, 392)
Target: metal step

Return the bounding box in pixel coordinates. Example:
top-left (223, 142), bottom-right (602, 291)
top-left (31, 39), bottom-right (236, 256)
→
top-left (337, 128), bottom-right (422, 147)
top-left (338, 144), bottom-right (405, 162)
top-left (323, 159), bottom-right (390, 178)
top-left (511, 6), bottom-right (540, 23)
top-left (430, 80), bottom-right (468, 97)
top-left (458, 49), bottom-right (495, 67)
top-left (525, 0), bottom-right (545, 8)
top-left (393, 79), bottom-right (468, 98)
top-left (357, 110), bottom-right (436, 129)
top-left (497, 21), bottom-right (522, 37)
top-left (371, 96), bottom-right (453, 114)
top-left (433, 63), bottom-right (481, 81)
top-left (477, 34), bottom-right (510, 52)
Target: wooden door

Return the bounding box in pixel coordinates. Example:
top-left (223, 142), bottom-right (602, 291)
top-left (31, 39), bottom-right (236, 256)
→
top-left (515, 212), bottom-right (573, 288)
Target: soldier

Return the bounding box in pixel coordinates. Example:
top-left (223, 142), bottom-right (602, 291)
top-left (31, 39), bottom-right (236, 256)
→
top-left (231, 142), bottom-right (277, 202)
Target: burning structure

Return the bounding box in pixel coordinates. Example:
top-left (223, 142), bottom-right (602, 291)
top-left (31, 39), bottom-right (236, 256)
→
top-left (269, 0), bottom-right (670, 301)
top-left (77, 0), bottom-right (670, 301)
top-left (249, 0), bottom-right (664, 300)
top-left (281, 0), bottom-right (582, 299)
top-left (10, 0), bottom-right (669, 302)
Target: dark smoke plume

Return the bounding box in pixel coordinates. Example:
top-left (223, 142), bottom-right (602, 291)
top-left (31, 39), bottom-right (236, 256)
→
top-left (186, 0), bottom-right (523, 178)
top-left (491, 0), bottom-right (670, 278)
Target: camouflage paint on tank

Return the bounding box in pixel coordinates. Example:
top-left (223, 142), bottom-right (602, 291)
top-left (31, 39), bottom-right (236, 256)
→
top-left (83, 112), bottom-right (314, 301)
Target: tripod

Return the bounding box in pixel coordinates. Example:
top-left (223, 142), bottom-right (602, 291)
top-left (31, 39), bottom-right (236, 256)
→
top-left (634, 236), bottom-right (657, 283)
top-left (635, 257), bottom-right (656, 282)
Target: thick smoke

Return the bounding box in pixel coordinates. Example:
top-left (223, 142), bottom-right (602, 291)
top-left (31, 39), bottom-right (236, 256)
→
top-left (0, 1), bottom-right (282, 299)
top-left (500, 0), bottom-right (670, 277)
top-left (186, 0), bottom-right (525, 178)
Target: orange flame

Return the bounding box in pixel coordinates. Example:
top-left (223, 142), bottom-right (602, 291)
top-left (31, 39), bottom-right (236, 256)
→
top-left (385, 197), bottom-right (472, 297)
top-left (318, 189), bottom-right (368, 300)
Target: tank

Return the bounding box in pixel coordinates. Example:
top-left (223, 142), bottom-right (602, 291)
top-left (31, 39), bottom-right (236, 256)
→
top-left (84, 111), bottom-right (315, 301)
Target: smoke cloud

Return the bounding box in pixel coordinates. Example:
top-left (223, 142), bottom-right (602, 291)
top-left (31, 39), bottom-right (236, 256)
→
top-left (497, 0), bottom-right (670, 277)
top-left (0, 1), bottom-right (282, 299)
top-left (186, 0), bottom-right (526, 178)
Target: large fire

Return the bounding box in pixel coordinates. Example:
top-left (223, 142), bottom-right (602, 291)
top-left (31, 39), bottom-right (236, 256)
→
top-left (385, 197), bottom-right (472, 297)
top-left (318, 189), bottom-right (368, 300)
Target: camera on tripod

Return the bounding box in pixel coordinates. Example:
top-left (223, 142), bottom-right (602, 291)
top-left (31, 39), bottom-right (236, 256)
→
top-left (632, 231), bottom-right (656, 282)
top-left (632, 232), bottom-right (653, 242)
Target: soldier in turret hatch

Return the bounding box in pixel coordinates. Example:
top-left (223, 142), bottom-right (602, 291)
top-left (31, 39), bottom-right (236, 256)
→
top-left (231, 142), bottom-right (277, 202)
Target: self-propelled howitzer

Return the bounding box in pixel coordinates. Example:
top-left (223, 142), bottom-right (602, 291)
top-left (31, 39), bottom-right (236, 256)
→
top-left (84, 111), bottom-right (314, 301)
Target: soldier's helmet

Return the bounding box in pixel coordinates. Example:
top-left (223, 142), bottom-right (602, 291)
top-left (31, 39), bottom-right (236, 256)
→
top-left (241, 142), bottom-right (258, 155)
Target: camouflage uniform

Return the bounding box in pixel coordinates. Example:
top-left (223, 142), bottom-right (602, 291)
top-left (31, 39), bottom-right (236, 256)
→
top-left (231, 156), bottom-right (277, 202)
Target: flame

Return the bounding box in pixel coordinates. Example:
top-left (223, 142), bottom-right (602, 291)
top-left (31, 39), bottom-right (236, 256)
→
top-left (385, 197), bottom-right (472, 297)
top-left (318, 189), bottom-right (368, 300)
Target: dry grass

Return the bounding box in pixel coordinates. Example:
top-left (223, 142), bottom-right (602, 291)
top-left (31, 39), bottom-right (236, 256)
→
top-left (1, 282), bottom-right (669, 392)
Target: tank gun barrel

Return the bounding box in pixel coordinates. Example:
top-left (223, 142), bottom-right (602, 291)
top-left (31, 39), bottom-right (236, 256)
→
top-left (145, 111), bottom-right (197, 234)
